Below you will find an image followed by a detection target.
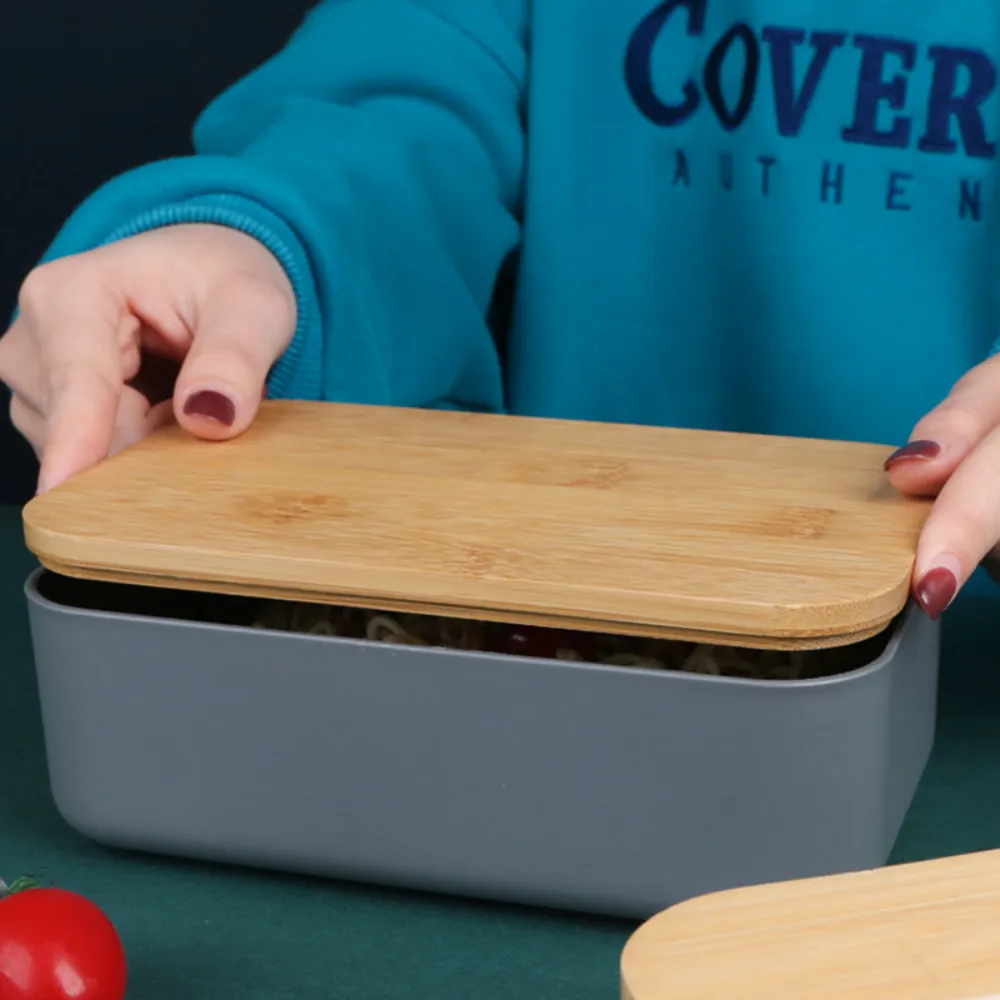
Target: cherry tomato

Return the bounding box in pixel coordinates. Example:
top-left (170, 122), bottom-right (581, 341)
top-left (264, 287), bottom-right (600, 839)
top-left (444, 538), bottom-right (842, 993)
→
top-left (0, 885), bottom-right (127, 999)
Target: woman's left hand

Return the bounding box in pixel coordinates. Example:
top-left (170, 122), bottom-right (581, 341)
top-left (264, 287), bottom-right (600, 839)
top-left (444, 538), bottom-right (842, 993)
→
top-left (885, 354), bottom-right (1000, 619)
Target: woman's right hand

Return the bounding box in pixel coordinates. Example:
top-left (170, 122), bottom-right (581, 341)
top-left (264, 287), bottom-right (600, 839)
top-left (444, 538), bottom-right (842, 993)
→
top-left (0, 223), bottom-right (297, 493)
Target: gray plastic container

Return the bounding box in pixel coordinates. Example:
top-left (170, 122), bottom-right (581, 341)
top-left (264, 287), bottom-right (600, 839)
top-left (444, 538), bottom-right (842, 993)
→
top-left (24, 567), bottom-right (939, 919)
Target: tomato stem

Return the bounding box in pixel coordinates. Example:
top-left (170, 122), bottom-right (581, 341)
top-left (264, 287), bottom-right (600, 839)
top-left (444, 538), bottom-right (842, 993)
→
top-left (0, 877), bottom-right (38, 897)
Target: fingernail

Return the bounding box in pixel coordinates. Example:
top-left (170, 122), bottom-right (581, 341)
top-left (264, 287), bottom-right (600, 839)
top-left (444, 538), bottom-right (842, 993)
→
top-left (914, 557), bottom-right (961, 620)
top-left (884, 440), bottom-right (941, 470)
top-left (183, 390), bottom-right (235, 427)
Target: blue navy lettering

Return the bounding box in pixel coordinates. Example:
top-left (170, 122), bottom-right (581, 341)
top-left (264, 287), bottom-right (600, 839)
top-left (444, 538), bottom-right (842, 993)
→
top-left (819, 163), bottom-right (844, 205)
top-left (841, 36), bottom-right (916, 149)
top-left (758, 155), bottom-right (776, 195)
top-left (919, 47), bottom-right (997, 158)
top-left (885, 171), bottom-right (913, 210)
top-left (625, 8), bottom-right (998, 156)
top-left (704, 23), bottom-right (759, 130)
top-left (674, 150), bottom-right (691, 185)
top-left (820, 162), bottom-right (845, 204)
top-left (625, 1), bottom-right (998, 220)
top-left (762, 28), bottom-right (846, 137)
top-left (959, 180), bottom-right (982, 220)
top-left (625, 0), bottom-right (706, 127)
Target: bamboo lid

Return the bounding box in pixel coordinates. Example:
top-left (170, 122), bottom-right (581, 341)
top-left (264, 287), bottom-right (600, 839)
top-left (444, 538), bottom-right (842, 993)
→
top-left (22, 401), bottom-right (930, 650)
top-left (621, 849), bottom-right (1000, 999)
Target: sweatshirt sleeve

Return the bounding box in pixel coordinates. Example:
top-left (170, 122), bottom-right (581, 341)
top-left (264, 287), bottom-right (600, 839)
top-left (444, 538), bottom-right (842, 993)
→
top-left (36, 0), bottom-right (528, 410)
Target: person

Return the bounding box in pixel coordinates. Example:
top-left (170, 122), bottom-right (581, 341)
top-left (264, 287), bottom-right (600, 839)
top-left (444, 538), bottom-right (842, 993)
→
top-left (0, 0), bottom-right (998, 623)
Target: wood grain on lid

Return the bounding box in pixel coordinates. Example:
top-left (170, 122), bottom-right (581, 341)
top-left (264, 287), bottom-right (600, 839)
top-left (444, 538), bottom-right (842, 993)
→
top-left (622, 849), bottom-right (1000, 999)
top-left (22, 401), bottom-right (931, 649)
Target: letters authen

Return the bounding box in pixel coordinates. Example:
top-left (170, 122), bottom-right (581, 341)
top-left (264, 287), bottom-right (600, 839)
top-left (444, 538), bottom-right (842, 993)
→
top-left (624, 0), bottom-right (998, 217)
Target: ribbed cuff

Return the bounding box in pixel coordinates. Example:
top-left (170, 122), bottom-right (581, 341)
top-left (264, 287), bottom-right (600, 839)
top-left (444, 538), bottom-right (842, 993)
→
top-left (101, 193), bottom-right (324, 401)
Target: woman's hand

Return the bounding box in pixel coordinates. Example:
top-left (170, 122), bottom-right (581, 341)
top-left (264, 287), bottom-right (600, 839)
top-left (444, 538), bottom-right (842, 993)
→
top-left (885, 354), bottom-right (1000, 618)
top-left (0, 224), bottom-right (297, 494)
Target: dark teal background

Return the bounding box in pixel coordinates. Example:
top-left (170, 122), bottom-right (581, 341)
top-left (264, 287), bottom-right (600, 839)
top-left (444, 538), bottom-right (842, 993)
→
top-left (2, 504), bottom-right (1000, 997)
top-left (0, 1), bottom-right (316, 503)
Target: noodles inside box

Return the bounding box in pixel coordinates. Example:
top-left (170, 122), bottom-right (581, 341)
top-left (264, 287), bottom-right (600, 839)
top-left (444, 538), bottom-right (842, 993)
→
top-left (21, 402), bottom-right (936, 918)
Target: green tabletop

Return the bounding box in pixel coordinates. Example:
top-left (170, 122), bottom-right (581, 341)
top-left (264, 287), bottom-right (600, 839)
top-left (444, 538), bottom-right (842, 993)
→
top-left (2, 503), bottom-right (999, 999)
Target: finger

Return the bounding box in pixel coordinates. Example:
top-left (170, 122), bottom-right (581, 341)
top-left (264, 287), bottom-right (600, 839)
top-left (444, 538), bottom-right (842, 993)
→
top-left (173, 277), bottom-right (295, 441)
top-left (0, 317), bottom-right (45, 406)
top-left (38, 317), bottom-right (124, 493)
top-left (143, 399), bottom-right (176, 437)
top-left (911, 423), bottom-right (1000, 619)
top-left (14, 264), bottom-right (128, 492)
top-left (39, 365), bottom-right (122, 493)
top-left (8, 393), bottom-right (44, 460)
top-left (108, 390), bottom-right (175, 457)
top-left (885, 354), bottom-right (1000, 497)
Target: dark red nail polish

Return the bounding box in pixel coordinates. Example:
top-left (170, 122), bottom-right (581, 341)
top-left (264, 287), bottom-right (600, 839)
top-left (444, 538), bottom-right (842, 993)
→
top-left (183, 390), bottom-right (235, 426)
top-left (884, 440), bottom-right (941, 470)
top-left (914, 567), bottom-right (957, 620)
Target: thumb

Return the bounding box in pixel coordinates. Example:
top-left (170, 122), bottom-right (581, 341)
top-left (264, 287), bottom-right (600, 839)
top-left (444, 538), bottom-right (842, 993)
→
top-left (173, 278), bottom-right (296, 440)
top-left (885, 355), bottom-right (1000, 498)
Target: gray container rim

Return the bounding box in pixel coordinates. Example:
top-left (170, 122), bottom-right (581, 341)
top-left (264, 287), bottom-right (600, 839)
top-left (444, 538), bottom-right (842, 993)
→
top-left (24, 567), bottom-right (917, 692)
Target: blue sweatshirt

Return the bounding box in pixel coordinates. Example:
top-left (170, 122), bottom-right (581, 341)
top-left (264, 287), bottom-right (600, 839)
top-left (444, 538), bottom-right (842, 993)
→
top-left (39, 0), bottom-right (1000, 451)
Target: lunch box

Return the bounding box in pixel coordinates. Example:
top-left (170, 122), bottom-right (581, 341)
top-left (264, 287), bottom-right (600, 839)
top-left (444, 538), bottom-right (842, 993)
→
top-left (21, 402), bottom-right (938, 919)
